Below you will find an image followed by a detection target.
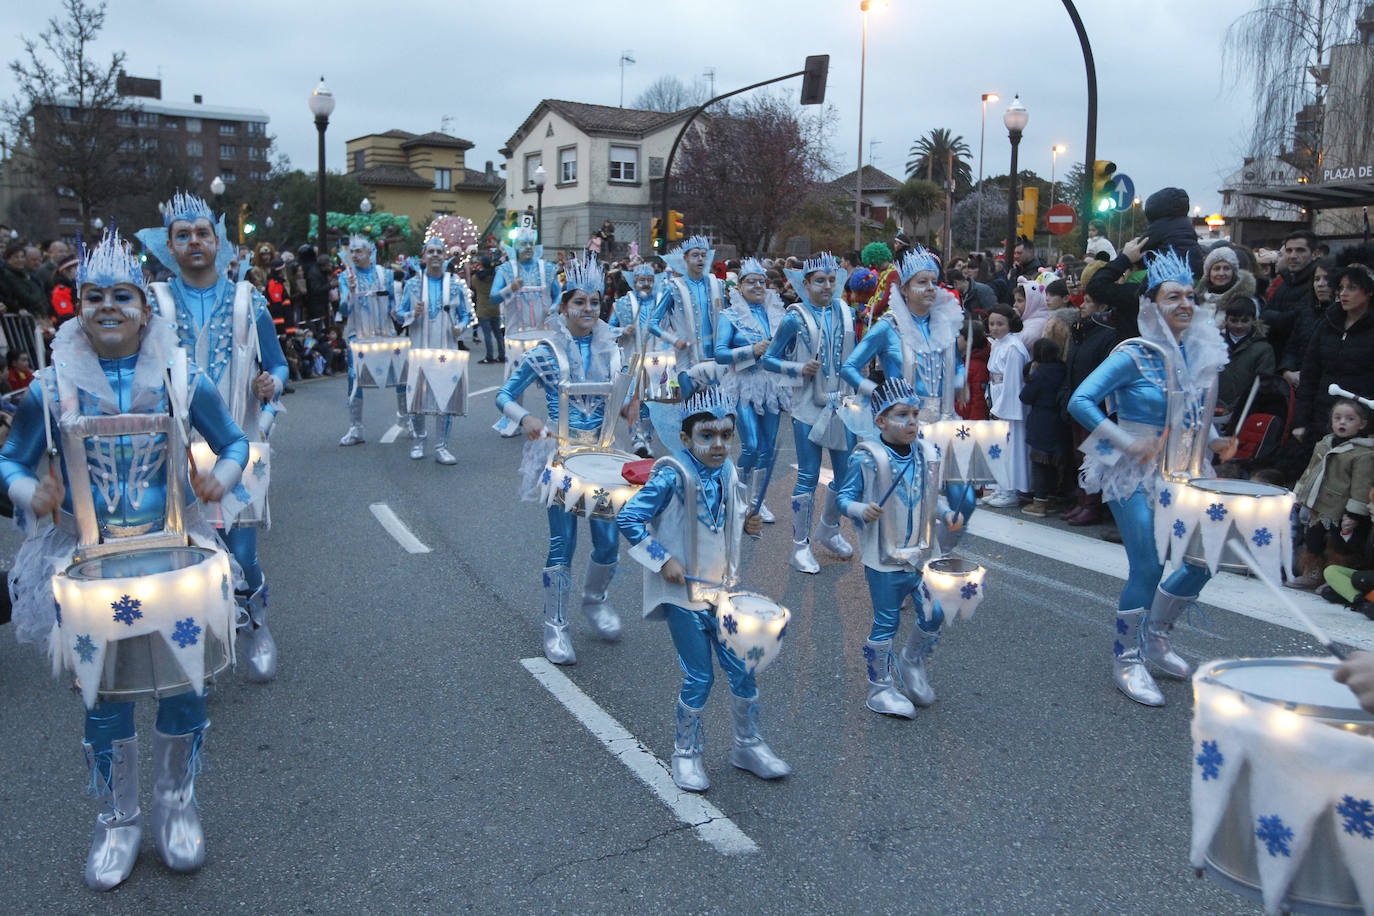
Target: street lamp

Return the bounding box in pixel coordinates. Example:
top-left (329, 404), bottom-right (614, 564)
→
top-left (533, 164), bottom-right (547, 244)
top-left (854, 0), bottom-right (888, 251)
top-left (210, 175), bottom-right (225, 197)
top-left (1049, 144), bottom-right (1067, 208)
top-left (307, 77), bottom-right (335, 258)
top-left (360, 197), bottom-right (372, 214)
top-left (975, 92), bottom-right (999, 252)
top-left (1002, 95), bottom-right (1029, 275)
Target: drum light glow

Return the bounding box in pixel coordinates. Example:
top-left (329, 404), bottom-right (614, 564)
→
top-left (920, 418), bottom-right (1012, 488)
top-left (714, 591), bottom-right (790, 675)
top-left (921, 557), bottom-right (987, 625)
top-left (1156, 477), bottom-right (1292, 578)
top-left (540, 449), bottom-right (643, 520)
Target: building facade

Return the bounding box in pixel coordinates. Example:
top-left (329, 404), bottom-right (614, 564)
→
top-left (345, 130), bottom-right (501, 238)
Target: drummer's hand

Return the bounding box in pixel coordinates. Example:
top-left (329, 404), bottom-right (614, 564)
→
top-left (956, 384), bottom-right (970, 409)
top-left (191, 469), bottom-right (226, 504)
top-left (1210, 435), bottom-right (1239, 461)
top-left (743, 513), bottom-right (764, 536)
top-left (1341, 514), bottom-right (1358, 537)
top-left (509, 276), bottom-right (523, 292)
top-left (620, 398), bottom-right (640, 423)
top-left (520, 415), bottom-right (546, 440)
top-left (946, 510), bottom-right (964, 532)
top-left (29, 469), bottom-right (65, 517)
top-left (660, 557), bottom-right (687, 585)
top-left (673, 339), bottom-right (689, 351)
top-left (1334, 651), bottom-right (1374, 716)
top-left (752, 339), bottom-right (770, 358)
top-left (801, 359), bottom-right (821, 378)
top-left (861, 501), bottom-right (883, 523)
top-left (252, 371), bottom-right (276, 402)
top-left (1126, 432), bottom-right (1164, 464)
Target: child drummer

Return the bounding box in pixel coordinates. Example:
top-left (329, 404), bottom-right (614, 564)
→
top-left (837, 379), bottom-right (967, 719)
top-left (615, 387), bottom-right (789, 792)
top-left (0, 230), bottom-right (249, 890)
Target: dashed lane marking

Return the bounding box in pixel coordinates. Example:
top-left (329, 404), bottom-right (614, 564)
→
top-left (368, 502), bottom-right (431, 554)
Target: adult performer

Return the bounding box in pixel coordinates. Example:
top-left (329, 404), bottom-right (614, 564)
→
top-left (608, 261), bottom-right (657, 456)
top-left (137, 192), bottom-right (288, 682)
top-left (336, 235), bottom-right (399, 446)
top-left (490, 227), bottom-right (560, 437)
top-left (496, 253), bottom-right (633, 664)
top-left (713, 257), bottom-right (788, 525)
top-left (396, 238), bottom-right (472, 464)
top-left (1068, 248), bottom-right (1236, 707)
top-left (0, 230), bottom-right (248, 889)
top-left (648, 235), bottom-right (724, 388)
top-left (760, 252), bottom-right (857, 574)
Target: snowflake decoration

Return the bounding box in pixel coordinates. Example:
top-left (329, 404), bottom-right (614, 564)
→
top-left (960, 581), bottom-right (979, 600)
top-left (111, 595), bottom-right (143, 626)
top-left (747, 646), bottom-right (765, 663)
top-left (1095, 438), bottom-right (1115, 456)
top-left (1206, 502), bottom-right (1228, 522)
top-left (776, 622), bottom-right (787, 642)
top-left (232, 483), bottom-right (252, 504)
top-left (1116, 617), bottom-right (1128, 635)
top-left (1005, 429), bottom-right (1012, 443)
top-left (221, 574), bottom-right (230, 601)
top-left (1337, 795), bottom-right (1374, 839)
top-left (956, 425), bottom-right (971, 441)
top-left (920, 583), bottom-right (932, 604)
top-left (74, 633), bottom-right (97, 664)
top-left (645, 540), bottom-right (667, 561)
top-left (541, 467), bottom-right (552, 486)
top-left (560, 474), bottom-right (573, 493)
top-left (542, 570), bottom-right (552, 588)
top-left (785, 367), bottom-right (798, 379)
top-left (592, 487), bottom-right (610, 505)
top-left (54, 599), bottom-right (61, 627)
top-left (1256, 815), bottom-right (1294, 857)
top-left (791, 498), bottom-right (802, 512)
top-left (438, 353), bottom-right (448, 363)
top-left (251, 458), bottom-right (267, 479)
top-left (1196, 740), bottom-right (1224, 781)
top-left (1158, 489), bottom-right (1172, 508)
top-left (932, 444), bottom-right (942, 459)
top-left (1173, 519), bottom-right (1187, 539)
top-left (393, 346), bottom-right (403, 355)
top-left (1113, 639), bottom-right (1125, 658)
top-left (172, 617), bottom-right (201, 649)
top-left (722, 614), bottom-right (739, 635)
top-left (987, 444), bottom-right (1002, 459)
top-left (1252, 527), bottom-right (1273, 547)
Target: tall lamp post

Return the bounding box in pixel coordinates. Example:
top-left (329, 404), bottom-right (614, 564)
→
top-left (308, 77), bottom-right (335, 258)
top-left (533, 164), bottom-right (547, 244)
top-left (854, 0), bottom-right (888, 252)
top-left (975, 92), bottom-right (998, 252)
top-left (1002, 96), bottom-right (1029, 275)
top-left (1049, 144), bottom-right (1066, 208)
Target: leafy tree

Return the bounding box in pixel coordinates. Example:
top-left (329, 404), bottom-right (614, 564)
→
top-left (632, 75), bottom-right (708, 113)
top-left (905, 128), bottom-right (973, 193)
top-left (951, 186), bottom-right (1009, 251)
top-left (888, 177), bottom-right (944, 230)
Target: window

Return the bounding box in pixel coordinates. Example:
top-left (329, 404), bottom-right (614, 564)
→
top-left (246, 121), bottom-right (265, 136)
top-left (250, 169), bottom-right (265, 182)
top-left (162, 116), bottom-right (179, 129)
top-left (60, 107), bottom-right (75, 122)
top-left (186, 118), bottom-right (201, 133)
top-left (138, 112), bottom-right (158, 127)
top-left (220, 169), bottom-right (236, 182)
top-left (187, 140), bottom-right (203, 157)
top-left (219, 144), bottom-right (237, 159)
top-left (524, 153), bottom-right (542, 188)
top-left (116, 111), bottom-right (135, 127)
top-left (353, 150), bottom-right (365, 172)
top-left (434, 168), bottom-right (451, 190)
top-left (219, 123), bottom-right (237, 135)
top-left (558, 147), bottom-right (577, 184)
top-left (247, 146), bottom-right (264, 160)
top-left (190, 165), bottom-right (203, 181)
top-left (609, 145), bottom-right (638, 182)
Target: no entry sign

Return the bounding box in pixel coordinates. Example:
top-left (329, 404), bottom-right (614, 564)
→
top-left (1046, 204), bottom-right (1077, 236)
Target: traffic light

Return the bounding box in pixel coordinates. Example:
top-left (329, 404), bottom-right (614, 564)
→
top-left (1092, 160), bottom-right (1118, 212)
top-left (667, 210), bottom-right (685, 242)
top-left (506, 209), bottom-right (520, 241)
top-left (237, 203), bottom-right (254, 244)
top-left (650, 217), bottom-right (663, 250)
top-left (800, 54), bottom-right (829, 105)
top-left (1017, 187), bottom-right (1039, 241)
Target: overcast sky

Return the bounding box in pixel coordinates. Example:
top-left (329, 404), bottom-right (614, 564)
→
top-left (2, 0), bottom-right (1263, 218)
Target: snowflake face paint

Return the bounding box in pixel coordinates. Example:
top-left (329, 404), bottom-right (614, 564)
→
top-left (1157, 281), bottom-right (1196, 336)
top-left (683, 247), bottom-right (708, 279)
top-left (349, 243), bottom-right (374, 270)
top-left (739, 273), bottom-right (767, 305)
top-left (875, 402), bottom-right (920, 446)
top-left (902, 270), bottom-right (938, 316)
top-left (804, 270), bottom-right (836, 307)
top-left (168, 217), bottom-right (218, 275)
top-left (422, 242), bottom-right (446, 276)
top-left (680, 416), bottom-right (735, 468)
top-left (79, 283), bottom-right (149, 359)
top-left (561, 289), bottom-right (601, 337)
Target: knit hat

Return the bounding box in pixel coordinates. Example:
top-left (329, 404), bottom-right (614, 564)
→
top-left (1079, 260), bottom-right (1106, 288)
top-left (1202, 245), bottom-right (1239, 274)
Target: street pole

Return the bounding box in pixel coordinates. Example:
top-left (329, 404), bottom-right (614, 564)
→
top-left (976, 92), bottom-right (997, 252)
top-left (315, 119), bottom-right (328, 255)
top-left (942, 149), bottom-right (953, 260)
top-left (1049, 144), bottom-right (1065, 263)
top-left (1005, 129), bottom-right (1022, 272)
top-left (1060, 0), bottom-right (1097, 257)
top-left (854, 5), bottom-right (869, 252)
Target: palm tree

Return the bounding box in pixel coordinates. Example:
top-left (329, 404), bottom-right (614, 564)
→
top-left (888, 177), bottom-right (944, 232)
top-left (906, 128), bottom-right (974, 194)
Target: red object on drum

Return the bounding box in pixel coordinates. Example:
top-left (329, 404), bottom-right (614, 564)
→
top-left (622, 459), bottom-right (655, 485)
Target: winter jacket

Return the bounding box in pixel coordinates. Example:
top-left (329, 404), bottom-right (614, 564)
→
top-left (1021, 361), bottom-right (1069, 457)
top-left (0, 263), bottom-right (44, 314)
top-left (1084, 254), bottom-right (1146, 340)
top-left (955, 342), bottom-right (990, 421)
top-left (1061, 313), bottom-right (1117, 418)
top-left (1293, 433), bottom-right (1374, 526)
top-left (1197, 269), bottom-right (1259, 315)
top-left (1142, 188), bottom-right (1203, 276)
top-left (957, 280), bottom-right (997, 316)
top-left (1294, 303), bottom-right (1374, 434)
top-left (1278, 294), bottom-right (1329, 374)
top-left (1216, 330), bottom-right (1276, 412)
top-left (1262, 260), bottom-right (1317, 367)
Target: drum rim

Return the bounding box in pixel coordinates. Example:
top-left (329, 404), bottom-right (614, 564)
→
top-left (925, 557), bottom-right (982, 576)
top-left (66, 544), bottom-right (218, 580)
top-left (561, 449), bottom-right (640, 471)
top-left (1197, 657), bottom-right (1374, 722)
top-left (1184, 478), bottom-right (1289, 498)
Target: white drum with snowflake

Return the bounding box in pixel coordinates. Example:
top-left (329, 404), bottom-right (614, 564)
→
top-left (714, 591), bottom-right (790, 675)
top-left (52, 543), bottom-right (238, 708)
top-left (918, 418), bottom-right (1012, 488)
top-left (540, 448), bottom-right (642, 521)
top-left (1190, 657), bottom-right (1374, 914)
top-left (1155, 478), bottom-right (1292, 578)
top-left (920, 557), bottom-right (987, 626)
top-left (191, 439), bottom-right (270, 529)
top-left (349, 336), bottom-right (410, 391)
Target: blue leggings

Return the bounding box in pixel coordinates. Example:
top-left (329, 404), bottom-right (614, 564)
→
top-left (665, 604), bottom-right (756, 707)
top-left (1108, 488), bottom-right (1211, 610)
top-left (546, 506), bottom-right (619, 568)
top-left (791, 418), bottom-right (854, 497)
top-left (863, 567), bottom-right (945, 642)
top-left (85, 691), bottom-right (207, 778)
top-left (221, 526), bottom-right (262, 591)
top-left (736, 406), bottom-right (782, 476)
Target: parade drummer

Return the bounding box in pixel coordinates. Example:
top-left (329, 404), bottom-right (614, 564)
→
top-left (760, 252), bottom-right (859, 574)
top-left (713, 256), bottom-right (789, 526)
top-left (336, 234), bottom-right (399, 446)
top-left (396, 237), bottom-right (473, 465)
top-left (648, 235), bottom-right (724, 376)
top-left (490, 227), bottom-right (560, 437)
top-left (608, 261), bottom-right (658, 457)
top-left (615, 387), bottom-right (789, 793)
top-left (838, 379), bottom-right (963, 718)
top-left (496, 253), bottom-right (635, 665)
top-left (0, 230), bottom-right (248, 890)
top-left (1069, 248), bottom-right (1237, 707)
top-left (137, 192), bottom-right (288, 682)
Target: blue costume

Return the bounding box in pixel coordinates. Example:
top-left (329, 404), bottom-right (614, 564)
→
top-left (0, 230), bottom-right (248, 889)
top-left (607, 262), bottom-right (657, 455)
top-left (1068, 249), bottom-right (1227, 707)
top-left (760, 252), bottom-right (858, 573)
top-left (616, 387), bottom-right (790, 792)
top-left (138, 192), bottom-right (289, 682)
top-left (396, 243), bottom-right (472, 464)
top-left (496, 254), bottom-right (624, 664)
top-left (336, 235), bottom-right (399, 444)
top-left (648, 236), bottom-right (724, 364)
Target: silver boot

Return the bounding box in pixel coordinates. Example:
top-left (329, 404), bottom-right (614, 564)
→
top-left (814, 489), bottom-right (854, 559)
top-left (83, 736), bottom-right (142, 891)
top-left (1113, 610), bottom-right (1165, 707)
top-left (1144, 587), bottom-right (1194, 679)
top-left (236, 582), bottom-right (277, 683)
top-left (150, 725), bottom-right (207, 873)
top-left (790, 493), bottom-right (820, 574)
top-left (729, 693), bottom-right (791, 778)
top-left (895, 625), bottom-right (938, 708)
top-left (757, 502), bottom-right (775, 524)
top-left (672, 700), bottom-right (709, 792)
top-left (580, 560), bottom-right (623, 641)
top-left (864, 640), bottom-right (917, 718)
top-left (338, 401), bottom-right (365, 445)
top-left (542, 565), bottom-right (576, 665)
top-left (746, 468), bottom-right (768, 539)
top-left (434, 443), bottom-right (457, 465)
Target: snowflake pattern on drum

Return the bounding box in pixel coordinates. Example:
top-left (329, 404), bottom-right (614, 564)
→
top-left (988, 444), bottom-right (1001, 459)
top-left (592, 487), bottom-right (609, 505)
top-left (1158, 489), bottom-right (1172, 508)
top-left (1173, 519), bottom-right (1187, 539)
top-left (1252, 527), bottom-right (1273, 547)
top-left (1256, 815), bottom-right (1294, 857)
top-left (960, 581), bottom-right (979, 600)
top-left (1196, 740), bottom-right (1224, 781)
top-left (1206, 502), bottom-right (1228, 522)
top-left (172, 617), bottom-right (201, 649)
top-left (1338, 796), bottom-right (1374, 839)
top-left (956, 425), bottom-right (970, 441)
top-left (722, 614), bottom-right (738, 635)
top-left (251, 458), bottom-right (267, 479)
top-left (74, 633), bottom-right (96, 663)
top-left (747, 646), bottom-right (765, 663)
top-left (111, 595), bottom-right (143, 626)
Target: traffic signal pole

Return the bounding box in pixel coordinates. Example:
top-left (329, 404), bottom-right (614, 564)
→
top-left (1061, 0), bottom-right (1097, 255)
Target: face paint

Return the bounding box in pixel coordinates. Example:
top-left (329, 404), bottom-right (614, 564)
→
top-left (683, 417), bottom-right (734, 467)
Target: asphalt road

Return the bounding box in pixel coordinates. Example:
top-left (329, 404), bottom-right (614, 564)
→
top-left (0, 357), bottom-right (1358, 914)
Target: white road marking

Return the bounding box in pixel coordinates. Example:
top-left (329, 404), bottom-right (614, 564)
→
top-left (368, 502), bottom-right (431, 554)
top-left (520, 657), bottom-right (760, 856)
top-left (469, 384), bottom-right (501, 397)
top-left (379, 425), bottom-right (402, 444)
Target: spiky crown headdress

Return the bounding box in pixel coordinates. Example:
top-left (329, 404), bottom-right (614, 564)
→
top-left (563, 252), bottom-right (605, 295)
top-left (678, 383), bottom-right (735, 423)
top-left (871, 377), bottom-right (919, 418)
top-left (1145, 248), bottom-right (1194, 291)
top-left (630, 262), bottom-right (656, 278)
top-left (420, 236), bottom-right (447, 254)
top-left (673, 235), bottom-right (711, 256)
top-left (510, 227), bottom-right (537, 245)
top-left (76, 228), bottom-right (147, 295)
top-left (158, 191), bottom-right (216, 228)
top-left (349, 234), bottom-right (376, 255)
top-left (738, 257), bottom-right (767, 279)
top-left (802, 251), bottom-right (840, 277)
top-left (896, 246), bottom-right (941, 284)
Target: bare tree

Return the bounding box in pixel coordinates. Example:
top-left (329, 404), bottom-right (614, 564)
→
top-left (632, 75), bottom-right (708, 113)
top-left (675, 94), bottom-right (835, 255)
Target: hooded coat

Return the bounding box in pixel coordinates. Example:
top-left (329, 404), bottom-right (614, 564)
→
top-left (1294, 302), bottom-right (1374, 434)
top-left (1142, 188), bottom-right (1203, 276)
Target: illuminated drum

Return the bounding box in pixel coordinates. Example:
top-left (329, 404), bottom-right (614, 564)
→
top-left (190, 439), bottom-right (270, 528)
top-left (713, 591), bottom-right (790, 675)
top-left (505, 328), bottom-right (550, 370)
top-left (348, 336), bottom-right (410, 389)
top-left (920, 416), bottom-right (1012, 488)
top-left (1156, 478), bottom-right (1293, 577)
top-left (1190, 657), bottom-right (1374, 914)
top-left (921, 557), bottom-right (988, 626)
top-left (405, 347), bottom-right (469, 417)
top-left (641, 350), bottom-right (680, 403)
top-left (541, 448), bottom-right (642, 520)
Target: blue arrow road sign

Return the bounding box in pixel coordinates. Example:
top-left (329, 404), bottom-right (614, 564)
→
top-left (1109, 173), bottom-right (1135, 210)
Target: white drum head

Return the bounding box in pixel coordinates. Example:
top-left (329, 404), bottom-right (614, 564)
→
top-left (562, 451), bottom-right (630, 485)
top-left (1201, 658), bottom-right (1370, 719)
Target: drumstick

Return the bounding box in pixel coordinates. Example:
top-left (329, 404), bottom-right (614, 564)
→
top-left (1327, 383), bottom-right (1374, 412)
top-left (1233, 376), bottom-right (1261, 433)
top-left (1232, 540), bottom-right (1350, 660)
top-left (31, 324), bottom-right (55, 459)
top-left (876, 461), bottom-right (917, 508)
